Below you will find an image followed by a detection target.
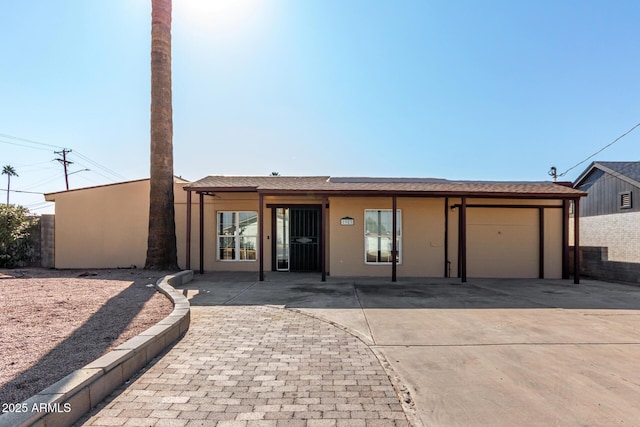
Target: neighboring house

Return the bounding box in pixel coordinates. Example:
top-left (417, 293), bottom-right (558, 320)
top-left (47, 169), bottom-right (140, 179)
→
top-left (44, 175), bottom-right (585, 282)
top-left (573, 161), bottom-right (640, 262)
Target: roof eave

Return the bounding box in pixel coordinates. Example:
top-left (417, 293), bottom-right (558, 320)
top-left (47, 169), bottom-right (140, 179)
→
top-left (44, 177), bottom-right (152, 199)
top-left (256, 189), bottom-right (586, 199)
top-left (183, 186), bottom-right (258, 193)
top-left (574, 161), bottom-right (640, 189)
top-left (573, 161), bottom-right (599, 187)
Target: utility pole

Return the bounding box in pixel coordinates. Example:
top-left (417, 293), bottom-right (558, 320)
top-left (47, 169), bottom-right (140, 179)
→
top-left (54, 149), bottom-right (73, 190)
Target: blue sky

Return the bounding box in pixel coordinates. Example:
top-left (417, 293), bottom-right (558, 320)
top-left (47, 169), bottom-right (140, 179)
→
top-left (1, 0), bottom-right (639, 213)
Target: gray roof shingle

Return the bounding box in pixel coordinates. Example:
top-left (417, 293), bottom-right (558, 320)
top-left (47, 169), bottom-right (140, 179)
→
top-left (573, 161), bottom-right (640, 189)
top-left (596, 161), bottom-right (640, 183)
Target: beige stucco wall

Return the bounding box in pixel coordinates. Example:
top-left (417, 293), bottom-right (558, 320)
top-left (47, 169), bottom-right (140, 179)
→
top-left (189, 193), bottom-right (261, 272)
top-left (330, 197), bottom-right (563, 279)
top-left (328, 197), bottom-right (445, 277)
top-left (48, 179), bottom-right (190, 269)
top-left (544, 207), bottom-right (563, 278)
top-left (181, 193), bottom-right (325, 272)
top-left (48, 180), bottom-right (147, 268)
top-left (330, 197), bottom-right (388, 277)
top-left (47, 183), bottom-right (565, 279)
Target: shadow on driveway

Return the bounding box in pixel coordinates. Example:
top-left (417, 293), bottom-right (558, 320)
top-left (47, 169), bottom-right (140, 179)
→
top-left (180, 271), bottom-right (640, 311)
top-left (177, 271), bottom-right (640, 426)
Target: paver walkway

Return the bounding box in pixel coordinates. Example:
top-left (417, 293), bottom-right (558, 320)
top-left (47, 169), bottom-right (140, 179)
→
top-left (81, 305), bottom-right (410, 426)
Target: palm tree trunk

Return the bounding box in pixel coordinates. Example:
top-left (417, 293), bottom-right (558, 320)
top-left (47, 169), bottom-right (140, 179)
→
top-left (145, 0), bottom-right (179, 270)
top-left (6, 174), bottom-right (9, 205)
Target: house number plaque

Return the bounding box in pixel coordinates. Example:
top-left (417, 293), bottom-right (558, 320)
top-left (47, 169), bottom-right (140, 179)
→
top-left (340, 217), bottom-right (355, 226)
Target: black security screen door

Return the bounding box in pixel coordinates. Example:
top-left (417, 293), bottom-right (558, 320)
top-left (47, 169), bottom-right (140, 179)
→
top-left (289, 207), bottom-right (321, 272)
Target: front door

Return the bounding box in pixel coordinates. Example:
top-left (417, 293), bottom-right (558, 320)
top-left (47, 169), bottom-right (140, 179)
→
top-left (274, 206), bottom-right (321, 272)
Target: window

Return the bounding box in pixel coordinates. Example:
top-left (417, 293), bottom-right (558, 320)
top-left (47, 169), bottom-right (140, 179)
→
top-left (217, 211), bottom-right (258, 261)
top-left (620, 191), bottom-right (632, 209)
top-left (364, 209), bottom-right (401, 264)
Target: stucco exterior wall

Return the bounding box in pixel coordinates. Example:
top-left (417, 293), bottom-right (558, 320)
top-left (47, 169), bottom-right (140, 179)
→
top-left (544, 207), bottom-right (563, 279)
top-left (579, 211), bottom-right (640, 262)
top-left (329, 197), bottom-right (563, 279)
top-left (328, 197), bottom-right (445, 277)
top-left (174, 189), bottom-right (196, 270)
top-left (183, 194), bottom-right (325, 272)
top-left (329, 197), bottom-right (389, 277)
top-left (194, 193), bottom-right (261, 272)
top-left (50, 180), bottom-right (189, 269)
top-left (51, 180), bottom-right (150, 268)
top-left (47, 183), bottom-right (566, 279)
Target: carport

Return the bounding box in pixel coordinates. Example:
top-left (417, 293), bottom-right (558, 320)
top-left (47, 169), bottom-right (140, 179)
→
top-left (182, 176), bottom-right (586, 283)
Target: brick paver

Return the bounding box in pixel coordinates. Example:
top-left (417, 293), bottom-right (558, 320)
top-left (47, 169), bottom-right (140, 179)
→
top-left (81, 306), bottom-right (409, 426)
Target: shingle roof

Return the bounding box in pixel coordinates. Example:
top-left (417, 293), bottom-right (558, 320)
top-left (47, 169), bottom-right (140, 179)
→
top-left (573, 161), bottom-right (640, 188)
top-left (184, 175), bottom-right (585, 198)
top-left (597, 162), bottom-right (640, 183)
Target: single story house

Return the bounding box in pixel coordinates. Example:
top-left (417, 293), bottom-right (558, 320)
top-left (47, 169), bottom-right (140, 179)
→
top-left (573, 161), bottom-right (640, 262)
top-left (184, 176), bottom-right (585, 282)
top-left (46, 175), bottom-right (586, 283)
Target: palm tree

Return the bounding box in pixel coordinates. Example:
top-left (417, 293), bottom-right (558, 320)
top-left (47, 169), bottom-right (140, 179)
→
top-left (2, 165), bottom-right (18, 205)
top-left (145, 0), bottom-right (179, 270)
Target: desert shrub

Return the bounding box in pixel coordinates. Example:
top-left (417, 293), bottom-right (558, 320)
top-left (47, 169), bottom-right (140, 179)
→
top-left (0, 204), bottom-right (39, 268)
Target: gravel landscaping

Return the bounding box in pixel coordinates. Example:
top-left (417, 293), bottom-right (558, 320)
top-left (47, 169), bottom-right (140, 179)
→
top-left (0, 268), bottom-right (175, 405)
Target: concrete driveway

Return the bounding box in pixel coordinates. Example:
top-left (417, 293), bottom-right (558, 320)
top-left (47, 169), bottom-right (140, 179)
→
top-left (183, 273), bottom-right (640, 426)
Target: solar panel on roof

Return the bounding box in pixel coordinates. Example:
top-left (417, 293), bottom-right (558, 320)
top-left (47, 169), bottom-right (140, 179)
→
top-left (328, 177), bottom-right (450, 184)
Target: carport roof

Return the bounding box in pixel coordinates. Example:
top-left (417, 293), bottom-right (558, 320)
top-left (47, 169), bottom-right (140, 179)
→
top-left (184, 175), bottom-right (586, 198)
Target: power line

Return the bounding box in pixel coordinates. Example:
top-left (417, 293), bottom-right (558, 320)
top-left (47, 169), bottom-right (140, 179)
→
top-left (71, 151), bottom-right (127, 180)
top-left (558, 121), bottom-right (640, 178)
top-left (7, 160), bottom-right (58, 170)
top-left (25, 201), bottom-right (52, 209)
top-left (29, 204), bottom-right (55, 212)
top-left (0, 139), bottom-right (53, 152)
top-left (0, 189), bottom-right (44, 194)
top-left (70, 157), bottom-right (119, 182)
top-left (11, 165), bottom-right (59, 174)
top-left (1, 131), bottom-right (128, 182)
top-left (19, 173), bottom-right (66, 191)
top-left (0, 132), bottom-right (65, 149)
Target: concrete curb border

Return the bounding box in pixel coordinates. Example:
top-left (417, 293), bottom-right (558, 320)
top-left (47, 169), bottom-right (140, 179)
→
top-left (0, 270), bottom-right (193, 427)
